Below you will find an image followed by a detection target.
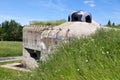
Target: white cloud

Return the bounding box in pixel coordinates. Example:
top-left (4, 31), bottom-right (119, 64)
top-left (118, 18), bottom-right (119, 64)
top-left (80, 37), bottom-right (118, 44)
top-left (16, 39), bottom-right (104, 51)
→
top-left (28, 0), bottom-right (70, 12)
top-left (0, 15), bottom-right (24, 21)
top-left (84, 0), bottom-right (92, 4)
top-left (44, 0), bottom-right (71, 11)
top-left (43, 0), bottom-right (64, 11)
top-left (90, 3), bottom-right (96, 7)
top-left (84, 0), bottom-right (96, 7)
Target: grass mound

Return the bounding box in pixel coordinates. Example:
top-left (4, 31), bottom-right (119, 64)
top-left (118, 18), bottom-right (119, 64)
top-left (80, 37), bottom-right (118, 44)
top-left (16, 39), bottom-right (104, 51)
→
top-left (1, 29), bottom-right (120, 80)
top-left (27, 29), bottom-right (120, 80)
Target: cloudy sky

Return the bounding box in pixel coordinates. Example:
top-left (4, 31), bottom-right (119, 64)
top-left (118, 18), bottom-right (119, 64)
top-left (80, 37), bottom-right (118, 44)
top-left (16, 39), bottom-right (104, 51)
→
top-left (0, 0), bottom-right (120, 25)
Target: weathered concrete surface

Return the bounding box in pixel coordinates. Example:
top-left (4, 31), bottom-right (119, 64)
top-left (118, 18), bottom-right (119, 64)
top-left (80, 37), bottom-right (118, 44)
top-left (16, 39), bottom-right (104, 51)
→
top-left (53, 21), bottom-right (100, 38)
top-left (0, 56), bottom-right (22, 62)
top-left (23, 21), bottom-right (101, 69)
top-left (1, 63), bottom-right (30, 72)
top-left (22, 56), bottom-right (38, 69)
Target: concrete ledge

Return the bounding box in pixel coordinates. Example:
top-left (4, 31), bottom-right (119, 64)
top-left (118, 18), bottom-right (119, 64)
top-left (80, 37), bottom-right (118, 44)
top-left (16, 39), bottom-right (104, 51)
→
top-left (0, 63), bottom-right (30, 72)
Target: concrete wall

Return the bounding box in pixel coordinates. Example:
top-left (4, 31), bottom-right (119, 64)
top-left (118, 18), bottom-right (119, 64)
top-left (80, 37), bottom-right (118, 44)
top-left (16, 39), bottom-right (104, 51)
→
top-left (22, 22), bottom-right (100, 69)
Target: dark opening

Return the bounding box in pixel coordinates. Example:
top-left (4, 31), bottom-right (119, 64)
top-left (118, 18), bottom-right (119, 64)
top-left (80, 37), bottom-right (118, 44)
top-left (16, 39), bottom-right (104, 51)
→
top-left (73, 16), bottom-right (79, 21)
top-left (25, 48), bottom-right (40, 61)
top-left (71, 12), bottom-right (79, 21)
top-left (68, 16), bottom-right (70, 21)
top-left (78, 15), bottom-right (82, 21)
top-left (85, 15), bottom-right (91, 23)
top-left (70, 12), bottom-right (82, 22)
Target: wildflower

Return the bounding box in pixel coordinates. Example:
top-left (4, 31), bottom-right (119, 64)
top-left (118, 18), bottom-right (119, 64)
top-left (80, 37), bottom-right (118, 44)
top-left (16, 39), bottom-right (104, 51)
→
top-left (106, 51), bottom-right (109, 54)
top-left (102, 51), bottom-right (105, 54)
top-left (91, 38), bottom-right (95, 42)
top-left (77, 69), bottom-right (80, 71)
top-left (86, 59), bottom-right (89, 63)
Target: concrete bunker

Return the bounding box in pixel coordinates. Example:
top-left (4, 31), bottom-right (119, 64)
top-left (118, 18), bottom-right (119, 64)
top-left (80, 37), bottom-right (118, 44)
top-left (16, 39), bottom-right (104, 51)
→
top-left (22, 10), bottom-right (100, 69)
top-left (68, 10), bottom-right (92, 23)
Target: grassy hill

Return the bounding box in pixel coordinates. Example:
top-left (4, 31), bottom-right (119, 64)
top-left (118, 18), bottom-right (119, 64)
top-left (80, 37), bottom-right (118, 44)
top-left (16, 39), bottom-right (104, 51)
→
top-left (22, 28), bottom-right (120, 80)
top-left (0, 28), bottom-right (120, 80)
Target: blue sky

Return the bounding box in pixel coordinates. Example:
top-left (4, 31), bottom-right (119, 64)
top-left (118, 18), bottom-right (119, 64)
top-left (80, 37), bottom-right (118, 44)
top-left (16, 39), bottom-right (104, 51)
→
top-left (0, 0), bottom-right (120, 25)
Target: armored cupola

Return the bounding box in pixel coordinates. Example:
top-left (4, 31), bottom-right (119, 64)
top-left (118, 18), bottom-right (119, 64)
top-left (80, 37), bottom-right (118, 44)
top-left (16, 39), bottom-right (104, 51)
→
top-left (68, 10), bottom-right (92, 23)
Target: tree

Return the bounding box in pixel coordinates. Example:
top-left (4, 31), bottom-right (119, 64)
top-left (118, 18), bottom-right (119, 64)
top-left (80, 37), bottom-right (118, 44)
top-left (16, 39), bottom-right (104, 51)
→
top-left (9, 20), bottom-right (23, 41)
top-left (117, 24), bottom-right (120, 27)
top-left (0, 27), bottom-right (2, 40)
top-left (112, 22), bottom-right (115, 26)
top-left (0, 20), bottom-right (23, 41)
top-left (107, 20), bottom-right (111, 26)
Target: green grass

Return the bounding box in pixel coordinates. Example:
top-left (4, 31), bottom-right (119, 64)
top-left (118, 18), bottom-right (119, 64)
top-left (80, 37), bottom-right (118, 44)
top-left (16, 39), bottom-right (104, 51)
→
top-left (0, 29), bottom-right (120, 80)
top-left (0, 41), bottom-right (22, 57)
top-left (106, 25), bottom-right (120, 29)
top-left (0, 67), bottom-right (31, 80)
top-left (0, 60), bottom-right (31, 80)
top-left (30, 19), bottom-right (66, 26)
top-left (27, 29), bottom-right (120, 80)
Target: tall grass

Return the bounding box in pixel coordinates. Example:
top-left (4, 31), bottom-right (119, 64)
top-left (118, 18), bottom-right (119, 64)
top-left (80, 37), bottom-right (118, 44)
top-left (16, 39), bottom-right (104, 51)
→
top-left (0, 29), bottom-right (120, 80)
top-left (0, 41), bottom-right (22, 57)
top-left (25, 29), bottom-right (120, 80)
